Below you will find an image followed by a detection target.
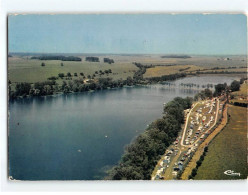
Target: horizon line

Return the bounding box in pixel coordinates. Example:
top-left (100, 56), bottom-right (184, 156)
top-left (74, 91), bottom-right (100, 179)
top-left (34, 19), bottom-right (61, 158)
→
top-left (8, 52), bottom-right (247, 56)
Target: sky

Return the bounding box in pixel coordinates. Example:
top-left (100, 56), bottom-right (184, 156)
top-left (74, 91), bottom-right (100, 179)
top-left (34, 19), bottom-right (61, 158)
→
top-left (8, 14), bottom-right (247, 55)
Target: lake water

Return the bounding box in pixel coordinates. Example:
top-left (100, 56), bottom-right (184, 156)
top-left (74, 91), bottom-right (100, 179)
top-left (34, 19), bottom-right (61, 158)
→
top-left (8, 75), bottom-right (241, 180)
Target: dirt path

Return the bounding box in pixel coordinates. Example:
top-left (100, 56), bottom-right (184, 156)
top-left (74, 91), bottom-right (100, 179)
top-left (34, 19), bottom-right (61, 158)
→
top-left (180, 103), bottom-right (228, 180)
top-left (180, 102), bottom-right (199, 147)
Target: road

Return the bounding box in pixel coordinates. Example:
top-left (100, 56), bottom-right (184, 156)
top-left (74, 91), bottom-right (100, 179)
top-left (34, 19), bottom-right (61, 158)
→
top-left (180, 102), bottom-right (200, 147)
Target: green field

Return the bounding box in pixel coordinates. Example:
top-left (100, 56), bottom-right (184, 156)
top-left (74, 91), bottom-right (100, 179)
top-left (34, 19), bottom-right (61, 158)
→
top-left (8, 55), bottom-right (139, 83)
top-left (230, 82), bottom-right (248, 104)
top-left (194, 105), bottom-right (247, 180)
top-left (8, 54), bottom-right (247, 86)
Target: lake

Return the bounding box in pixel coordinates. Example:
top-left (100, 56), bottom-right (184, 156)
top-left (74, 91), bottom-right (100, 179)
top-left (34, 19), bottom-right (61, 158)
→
top-left (8, 75), bottom-right (241, 180)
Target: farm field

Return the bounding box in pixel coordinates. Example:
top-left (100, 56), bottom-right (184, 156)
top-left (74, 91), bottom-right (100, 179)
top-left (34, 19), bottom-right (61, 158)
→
top-left (8, 55), bottom-right (138, 83)
top-left (129, 55), bottom-right (246, 68)
top-left (194, 104), bottom-right (247, 180)
top-left (143, 65), bottom-right (203, 78)
top-left (8, 54), bottom-right (247, 84)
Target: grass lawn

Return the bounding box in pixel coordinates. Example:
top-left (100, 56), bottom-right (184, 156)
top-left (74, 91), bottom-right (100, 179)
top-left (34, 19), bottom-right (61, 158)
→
top-left (194, 104), bottom-right (247, 180)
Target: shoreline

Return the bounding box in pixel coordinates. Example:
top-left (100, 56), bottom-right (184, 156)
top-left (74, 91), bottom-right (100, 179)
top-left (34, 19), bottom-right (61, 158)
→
top-left (9, 73), bottom-right (245, 101)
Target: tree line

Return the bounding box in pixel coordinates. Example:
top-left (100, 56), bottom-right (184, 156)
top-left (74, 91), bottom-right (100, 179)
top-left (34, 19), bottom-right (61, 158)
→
top-left (31, 55), bottom-right (82, 61)
top-left (9, 81), bottom-right (57, 99)
top-left (104, 58), bottom-right (114, 64)
top-left (85, 57), bottom-right (99, 62)
top-left (188, 147), bottom-right (208, 179)
top-left (106, 97), bottom-right (193, 180)
top-left (161, 55), bottom-right (191, 59)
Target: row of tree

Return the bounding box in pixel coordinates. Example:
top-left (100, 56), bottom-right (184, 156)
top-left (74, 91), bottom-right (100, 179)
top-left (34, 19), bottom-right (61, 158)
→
top-left (188, 147), bottom-right (208, 179)
top-left (85, 57), bottom-right (100, 62)
top-left (147, 73), bottom-right (187, 83)
top-left (180, 83), bottom-right (214, 88)
top-left (107, 97), bottom-right (193, 180)
top-left (61, 78), bottom-right (127, 93)
top-left (31, 55), bottom-right (82, 61)
top-left (104, 58), bottom-right (114, 64)
top-left (195, 70), bottom-right (247, 75)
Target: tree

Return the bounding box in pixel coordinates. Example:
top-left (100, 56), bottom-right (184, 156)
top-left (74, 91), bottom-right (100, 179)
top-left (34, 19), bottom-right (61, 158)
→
top-left (240, 77), bottom-right (246, 84)
top-left (61, 63), bottom-right (64, 66)
top-left (48, 76), bottom-right (57, 80)
top-left (196, 160), bottom-right (202, 168)
top-left (110, 166), bottom-right (144, 180)
top-left (62, 81), bottom-right (67, 90)
top-left (85, 57), bottom-right (99, 62)
top-left (230, 80), bottom-right (240, 92)
top-left (41, 62), bottom-right (45, 66)
top-left (173, 97), bottom-right (192, 109)
top-left (203, 88), bottom-right (213, 99)
top-left (164, 100), bottom-right (184, 123)
top-left (67, 72), bottom-right (72, 77)
top-left (43, 85), bottom-right (52, 95)
top-left (58, 73), bottom-right (65, 78)
top-left (214, 83), bottom-right (226, 96)
top-left (191, 168), bottom-right (197, 177)
top-left (15, 83), bottom-right (31, 96)
top-left (74, 73), bottom-right (78, 77)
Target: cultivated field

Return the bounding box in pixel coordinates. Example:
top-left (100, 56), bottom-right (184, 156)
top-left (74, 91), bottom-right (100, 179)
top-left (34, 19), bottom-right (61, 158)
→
top-left (134, 55), bottom-right (246, 68)
top-left (194, 105), bottom-right (247, 180)
top-left (8, 54), bottom-right (247, 84)
top-left (144, 65), bottom-right (203, 78)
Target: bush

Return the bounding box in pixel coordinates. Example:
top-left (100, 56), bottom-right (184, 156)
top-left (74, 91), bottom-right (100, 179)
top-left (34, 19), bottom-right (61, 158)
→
top-left (58, 73), bottom-right (65, 78)
top-left (191, 168), bottom-right (197, 177)
top-left (188, 175), bottom-right (193, 180)
top-left (230, 80), bottom-right (240, 92)
top-left (196, 160), bottom-right (202, 168)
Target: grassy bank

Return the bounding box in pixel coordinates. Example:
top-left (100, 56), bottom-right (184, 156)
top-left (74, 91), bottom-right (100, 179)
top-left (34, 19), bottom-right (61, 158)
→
top-left (194, 104), bottom-right (247, 180)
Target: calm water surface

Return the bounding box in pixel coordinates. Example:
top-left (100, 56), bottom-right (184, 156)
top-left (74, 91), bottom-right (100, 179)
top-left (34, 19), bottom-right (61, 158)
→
top-left (9, 75), bottom-right (240, 180)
